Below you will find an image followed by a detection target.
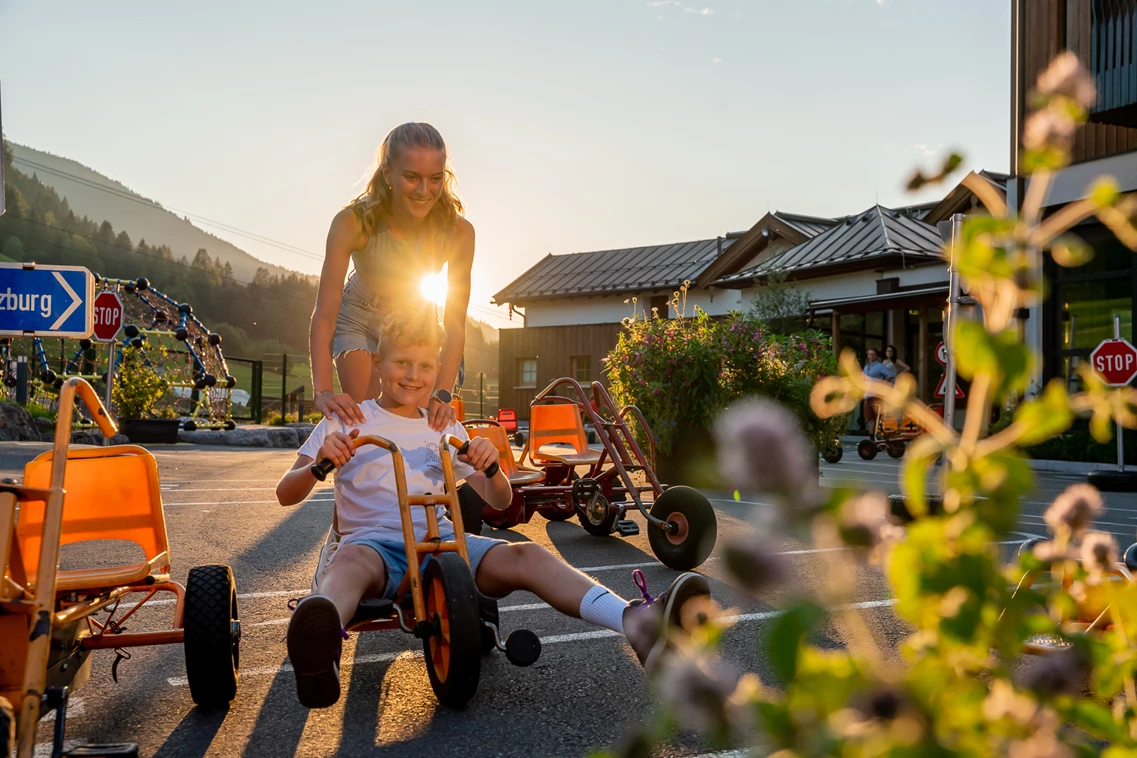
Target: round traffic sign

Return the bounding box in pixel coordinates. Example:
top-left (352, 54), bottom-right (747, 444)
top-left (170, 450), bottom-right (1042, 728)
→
top-left (1090, 338), bottom-right (1137, 387)
top-left (92, 291), bottom-right (124, 342)
top-left (936, 342), bottom-right (947, 366)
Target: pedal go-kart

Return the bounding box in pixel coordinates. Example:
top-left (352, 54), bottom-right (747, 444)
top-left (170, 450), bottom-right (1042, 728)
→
top-left (310, 434), bottom-right (540, 707)
top-left (857, 403), bottom-right (943, 461)
top-left (1, 378), bottom-right (240, 758)
top-left (459, 377), bottom-right (717, 571)
top-left (1013, 537), bottom-right (1137, 656)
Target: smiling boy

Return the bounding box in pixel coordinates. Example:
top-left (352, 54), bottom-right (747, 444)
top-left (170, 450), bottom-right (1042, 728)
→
top-left (276, 309), bottom-right (711, 708)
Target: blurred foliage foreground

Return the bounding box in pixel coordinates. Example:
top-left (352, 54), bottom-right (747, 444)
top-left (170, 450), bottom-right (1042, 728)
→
top-left (605, 53), bottom-right (1137, 758)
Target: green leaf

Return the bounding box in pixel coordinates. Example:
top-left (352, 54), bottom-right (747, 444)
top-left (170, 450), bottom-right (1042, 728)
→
top-left (954, 321), bottom-right (1032, 397)
top-left (1089, 177), bottom-right (1121, 208)
top-left (1066, 699), bottom-right (1124, 741)
top-left (1051, 234), bottom-right (1093, 267)
top-left (767, 600), bottom-right (825, 683)
top-left (1015, 380), bottom-right (1074, 446)
top-left (901, 435), bottom-right (940, 518)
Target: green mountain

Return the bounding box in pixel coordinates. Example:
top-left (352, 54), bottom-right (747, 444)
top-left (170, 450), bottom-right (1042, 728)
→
top-left (9, 143), bottom-right (297, 283)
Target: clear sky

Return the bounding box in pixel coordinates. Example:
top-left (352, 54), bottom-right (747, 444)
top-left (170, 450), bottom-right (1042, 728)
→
top-left (0, 0), bottom-right (1010, 327)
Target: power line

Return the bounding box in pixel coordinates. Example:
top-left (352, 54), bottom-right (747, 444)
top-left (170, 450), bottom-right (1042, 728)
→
top-left (11, 156), bottom-right (324, 263)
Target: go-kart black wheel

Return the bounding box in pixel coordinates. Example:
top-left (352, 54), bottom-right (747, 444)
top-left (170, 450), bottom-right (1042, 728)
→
top-left (542, 471), bottom-right (577, 521)
top-left (1123, 543), bottom-right (1137, 573)
top-left (184, 564), bottom-right (240, 708)
top-left (505, 629), bottom-right (541, 667)
top-left (422, 554), bottom-right (482, 707)
top-left (540, 504), bottom-right (576, 522)
top-left (457, 483), bottom-right (485, 536)
top-left (512, 432), bottom-right (525, 447)
top-left (886, 442), bottom-right (906, 459)
top-left (480, 596), bottom-right (499, 656)
top-left (821, 443), bottom-right (843, 464)
top-left (579, 494), bottom-right (618, 536)
top-left (647, 486), bottom-right (717, 570)
top-left (1087, 469), bottom-right (1137, 493)
top-left (857, 439), bottom-right (878, 460)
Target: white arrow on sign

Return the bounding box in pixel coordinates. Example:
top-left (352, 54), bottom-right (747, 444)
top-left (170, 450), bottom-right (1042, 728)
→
top-left (50, 271), bottom-right (82, 330)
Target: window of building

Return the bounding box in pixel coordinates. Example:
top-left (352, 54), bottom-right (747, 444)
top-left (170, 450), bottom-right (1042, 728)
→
top-left (650, 294), bottom-right (670, 319)
top-left (1047, 226), bottom-right (1135, 393)
top-left (570, 355), bottom-right (592, 383)
top-left (517, 358), bottom-right (537, 388)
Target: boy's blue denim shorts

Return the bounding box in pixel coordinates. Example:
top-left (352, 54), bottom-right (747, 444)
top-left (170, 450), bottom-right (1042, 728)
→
top-left (344, 532), bottom-right (508, 600)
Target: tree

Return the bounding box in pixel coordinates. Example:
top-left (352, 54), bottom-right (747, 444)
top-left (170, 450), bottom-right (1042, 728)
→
top-left (748, 269), bottom-right (812, 335)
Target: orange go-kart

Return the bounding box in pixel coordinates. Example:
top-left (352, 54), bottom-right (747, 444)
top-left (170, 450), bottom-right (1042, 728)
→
top-left (857, 403), bottom-right (943, 461)
top-left (1012, 537), bottom-right (1137, 657)
top-left (1, 378), bottom-right (240, 758)
top-left (309, 434), bottom-right (540, 707)
top-left (459, 378), bottom-right (717, 571)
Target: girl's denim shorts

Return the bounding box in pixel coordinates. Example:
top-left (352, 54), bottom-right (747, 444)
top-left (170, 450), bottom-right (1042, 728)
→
top-left (333, 278), bottom-right (387, 358)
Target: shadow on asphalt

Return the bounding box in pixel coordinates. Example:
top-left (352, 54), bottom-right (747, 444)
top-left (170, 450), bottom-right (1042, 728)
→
top-left (243, 660), bottom-right (310, 758)
top-left (152, 704), bottom-right (229, 758)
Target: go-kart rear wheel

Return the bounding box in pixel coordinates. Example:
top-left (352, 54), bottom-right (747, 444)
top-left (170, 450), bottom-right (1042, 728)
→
top-left (821, 443), bottom-right (843, 464)
top-left (886, 442), bottom-right (906, 459)
top-left (579, 494), bottom-right (618, 536)
top-left (184, 564), bottom-right (240, 708)
top-left (542, 472), bottom-right (578, 521)
top-left (422, 554), bottom-right (482, 707)
top-left (647, 486), bottom-right (717, 570)
top-left (857, 439), bottom-right (878, 460)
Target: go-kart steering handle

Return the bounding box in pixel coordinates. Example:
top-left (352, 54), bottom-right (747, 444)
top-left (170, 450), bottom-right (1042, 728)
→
top-left (310, 434), bottom-right (499, 481)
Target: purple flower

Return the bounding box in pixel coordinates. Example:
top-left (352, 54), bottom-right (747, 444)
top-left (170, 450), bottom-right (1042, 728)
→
top-left (714, 398), bottom-right (814, 496)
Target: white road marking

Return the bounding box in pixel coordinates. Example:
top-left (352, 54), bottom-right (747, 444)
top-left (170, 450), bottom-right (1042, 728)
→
top-left (163, 487), bottom-right (333, 493)
top-left (164, 496), bottom-right (334, 506)
top-left (167, 598), bottom-right (900, 687)
top-left (1019, 513), bottom-right (1137, 530)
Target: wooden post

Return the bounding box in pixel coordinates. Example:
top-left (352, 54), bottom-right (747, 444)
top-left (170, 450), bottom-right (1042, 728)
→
top-left (918, 305), bottom-right (928, 402)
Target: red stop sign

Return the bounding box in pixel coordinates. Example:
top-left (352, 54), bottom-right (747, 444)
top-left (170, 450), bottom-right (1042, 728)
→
top-left (1090, 338), bottom-right (1137, 387)
top-left (92, 292), bottom-right (124, 342)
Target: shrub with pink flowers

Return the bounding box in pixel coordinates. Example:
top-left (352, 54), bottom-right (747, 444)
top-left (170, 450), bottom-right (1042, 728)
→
top-left (605, 306), bottom-right (842, 458)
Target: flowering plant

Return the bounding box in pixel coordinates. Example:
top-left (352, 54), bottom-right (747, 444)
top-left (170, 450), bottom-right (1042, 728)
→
top-left (605, 295), bottom-right (841, 459)
top-left (602, 53), bottom-right (1137, 758)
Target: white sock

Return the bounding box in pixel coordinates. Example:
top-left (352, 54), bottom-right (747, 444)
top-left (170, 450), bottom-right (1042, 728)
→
top-left (578, 585), bottom-right (628, 635)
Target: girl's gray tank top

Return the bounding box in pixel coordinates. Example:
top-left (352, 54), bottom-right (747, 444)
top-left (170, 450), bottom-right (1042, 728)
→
top-left (343, 217), bottom-right (447, 309)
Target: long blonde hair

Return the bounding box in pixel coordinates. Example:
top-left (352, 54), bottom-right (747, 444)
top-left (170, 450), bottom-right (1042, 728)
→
top-left (350, 122), bottom-right (464, 236)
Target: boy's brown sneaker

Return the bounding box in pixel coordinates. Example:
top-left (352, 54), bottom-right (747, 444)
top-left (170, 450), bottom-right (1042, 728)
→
top-left (287, 594), bottom-right (346, 709)
top-left (623, 571), bottom-right (711, 672)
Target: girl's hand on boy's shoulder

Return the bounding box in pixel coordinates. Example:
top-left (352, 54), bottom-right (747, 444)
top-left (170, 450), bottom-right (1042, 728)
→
top-left (318, 428), bottom-right (361, 469)
top-left (458, 437), bottom-right (498, 473)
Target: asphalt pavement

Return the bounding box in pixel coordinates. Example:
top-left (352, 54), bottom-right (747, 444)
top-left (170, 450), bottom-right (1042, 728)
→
top-left (1, 440), bottom-right (1133, 758)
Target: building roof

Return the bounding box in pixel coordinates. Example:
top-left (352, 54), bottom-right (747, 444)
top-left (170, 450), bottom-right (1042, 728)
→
top-left (492, 236), bottom-right (738, 304)
top-left (714, 205), bottom-right (945, 286)
top-left (772, 211), bottom-right (840, 238)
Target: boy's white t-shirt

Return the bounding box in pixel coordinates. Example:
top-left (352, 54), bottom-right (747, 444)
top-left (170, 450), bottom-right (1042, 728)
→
top-left (298, 400), bottom-right (476, 544)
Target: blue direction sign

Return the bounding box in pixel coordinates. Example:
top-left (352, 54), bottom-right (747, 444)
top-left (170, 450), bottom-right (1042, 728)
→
top-left (0, 263), bottom-right (95, 338)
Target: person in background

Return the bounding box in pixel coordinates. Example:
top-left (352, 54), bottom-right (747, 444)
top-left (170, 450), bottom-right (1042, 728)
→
top-left (883, 344), bottom-right (911, 375)
top-left (862, 347), bottom-right (896, 433)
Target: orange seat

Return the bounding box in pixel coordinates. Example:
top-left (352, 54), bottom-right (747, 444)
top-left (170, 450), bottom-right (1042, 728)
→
top-left (464, 422), bottom-right (544, 485)
top-left (19, 446), bottom-right (171, 592)
top-left (451, 396), bottom-right (466, 422)
top-left (528, 403), bottom-right (601, 467)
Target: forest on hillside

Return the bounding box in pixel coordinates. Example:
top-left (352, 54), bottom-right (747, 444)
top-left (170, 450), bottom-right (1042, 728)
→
top-left (0, 137), bottom-right (498, 377)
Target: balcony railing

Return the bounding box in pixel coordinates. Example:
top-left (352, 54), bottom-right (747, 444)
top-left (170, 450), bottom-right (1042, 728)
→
top-left (1090, 0), bottom-right (1137, 128)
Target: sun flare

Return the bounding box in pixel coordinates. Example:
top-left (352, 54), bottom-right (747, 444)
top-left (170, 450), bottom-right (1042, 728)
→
top-left (419, 271), bottom-right (448, 307)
